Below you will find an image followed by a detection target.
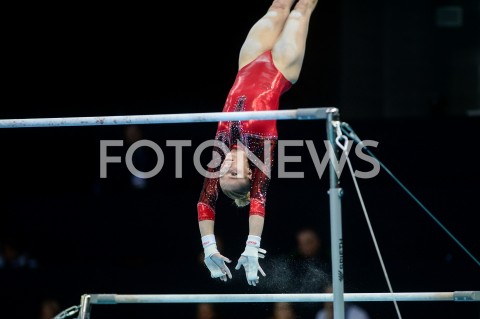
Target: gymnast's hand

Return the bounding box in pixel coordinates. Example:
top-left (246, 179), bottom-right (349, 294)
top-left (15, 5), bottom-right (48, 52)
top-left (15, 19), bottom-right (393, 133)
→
top-left (204, 252), bottom-right (232, 282)
top-left (203, 242), bottom-right (232, 282)
top-left (235, 235), bottom-right (267, 286)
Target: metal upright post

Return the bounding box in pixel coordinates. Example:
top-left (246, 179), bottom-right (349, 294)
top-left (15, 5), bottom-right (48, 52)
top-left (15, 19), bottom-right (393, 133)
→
top-left (326, 109), bottom-right (345, 319)
top-left (78, 294), bottom-right (91, 319)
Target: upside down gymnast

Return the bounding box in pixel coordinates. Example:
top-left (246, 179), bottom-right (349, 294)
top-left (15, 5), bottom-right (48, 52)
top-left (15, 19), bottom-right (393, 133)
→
top-left (197, 0), bottom-right (318, 286)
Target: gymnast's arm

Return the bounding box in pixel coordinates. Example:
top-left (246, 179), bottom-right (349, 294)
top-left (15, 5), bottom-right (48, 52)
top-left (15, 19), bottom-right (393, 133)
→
top-left (247, 214), bottom-right (264, 237)
top-left (197, 143), bottom-right (223, 238)
top-left (197, 135), bottom-right (226, 239)
top-left (199, 219), bottom-right (215, 237)
top-left (235, 139), bottom-right (275, 285)
top-left (197, 157), bottom-right (233, 281)
top-left (246, 138), bottom-right (276, 237)
top-left (234, 169), bottom-right (270, 286)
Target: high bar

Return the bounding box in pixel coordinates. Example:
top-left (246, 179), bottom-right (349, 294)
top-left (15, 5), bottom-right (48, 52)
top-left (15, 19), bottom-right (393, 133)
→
top-left (88, 291), bottom-right (479, 304)
top-left (0, 107), bottom-right (337, 128)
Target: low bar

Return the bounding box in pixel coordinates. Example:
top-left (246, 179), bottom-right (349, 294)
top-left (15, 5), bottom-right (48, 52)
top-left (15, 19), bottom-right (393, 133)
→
top-left (88, 291), bottom-right (479, 304)
top-left (0, 107), bottom-right (334, 128)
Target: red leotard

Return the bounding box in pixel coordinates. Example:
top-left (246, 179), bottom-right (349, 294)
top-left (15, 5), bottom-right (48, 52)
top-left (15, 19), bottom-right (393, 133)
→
top-left (197, 50), bottom-right (292, 221)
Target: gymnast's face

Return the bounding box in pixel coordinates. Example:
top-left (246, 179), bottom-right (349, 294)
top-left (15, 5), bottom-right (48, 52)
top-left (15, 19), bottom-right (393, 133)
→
top-left (219, 149), bottom-right (252, 194)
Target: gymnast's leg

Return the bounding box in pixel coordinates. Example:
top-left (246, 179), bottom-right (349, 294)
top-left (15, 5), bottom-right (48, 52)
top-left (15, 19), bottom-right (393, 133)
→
top-left (238, 0), bottom-right (296, 70)
top-left (272, 0), bottom-right (318, 84)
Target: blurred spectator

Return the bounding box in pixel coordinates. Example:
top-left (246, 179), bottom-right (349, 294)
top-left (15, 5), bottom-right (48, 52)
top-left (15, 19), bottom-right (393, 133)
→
top-left (196, 303), bottom-right (219, 319)
top-left (290, 227), bottom-right (330, 318)
top-left (39, 298), bottom-right (61, 319)
top-left (315, 283), bottom-right (371, 319)
top-left (267, 302), bottom-right (297, 319)
top-left (95, 124), bottom-right (155, 194)
top-left (0, 236), bottom-right (38, 269)
top-left (294, 227), bottom-right (325, 262)
top-left (260, 227), bottom-right (329, 297)
top-left (291, 227), bottom-right (330, 292)
top-left (123, 124), bottom-right (149, 190)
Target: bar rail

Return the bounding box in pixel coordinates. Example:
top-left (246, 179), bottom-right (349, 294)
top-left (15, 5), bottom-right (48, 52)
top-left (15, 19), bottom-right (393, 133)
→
top-left (0, 107), bottom-right (336, 128)
top-left (88, 291), bottom-right (480, 304)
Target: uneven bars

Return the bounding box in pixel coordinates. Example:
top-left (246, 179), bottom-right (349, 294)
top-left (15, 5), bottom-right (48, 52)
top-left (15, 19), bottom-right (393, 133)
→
top-left (88, 291), bottom-right (480, 304)
top-left (0, 107), bottom-right (335, 128)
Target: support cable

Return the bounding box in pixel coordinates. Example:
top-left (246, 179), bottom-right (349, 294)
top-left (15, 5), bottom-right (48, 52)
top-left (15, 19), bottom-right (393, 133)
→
top-left (340, 123), bottom-right (480, 268)
top-left (334, 123), bottom-right (403, 319)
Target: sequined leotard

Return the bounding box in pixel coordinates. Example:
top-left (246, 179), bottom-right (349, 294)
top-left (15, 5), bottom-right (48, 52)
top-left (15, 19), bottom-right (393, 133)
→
top-left (197, 50), bottom-right (292, 221)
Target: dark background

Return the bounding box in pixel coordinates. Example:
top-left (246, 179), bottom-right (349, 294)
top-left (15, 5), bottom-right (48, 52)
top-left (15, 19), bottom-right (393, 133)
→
top-left (1, 0), bottom-right (479, 318)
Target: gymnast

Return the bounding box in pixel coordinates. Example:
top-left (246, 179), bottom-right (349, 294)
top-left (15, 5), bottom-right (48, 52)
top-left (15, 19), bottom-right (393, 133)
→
top-left (198, 0), bottom-right (318, 286)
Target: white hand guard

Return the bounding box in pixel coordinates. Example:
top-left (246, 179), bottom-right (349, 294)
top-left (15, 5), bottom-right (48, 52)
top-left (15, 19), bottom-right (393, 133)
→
top-left (202, 235), bottom-right (232, 282)
top-left (235, 235), bottom-right (267, 286)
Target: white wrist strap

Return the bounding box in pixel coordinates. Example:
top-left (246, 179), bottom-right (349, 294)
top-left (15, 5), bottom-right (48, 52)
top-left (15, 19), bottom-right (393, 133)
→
top-left (246, 235), bottom-right (261, 247)
top-left (201, 234), bottom-right (216, 248)
top-left (202, 234), bottom-right (218, 258)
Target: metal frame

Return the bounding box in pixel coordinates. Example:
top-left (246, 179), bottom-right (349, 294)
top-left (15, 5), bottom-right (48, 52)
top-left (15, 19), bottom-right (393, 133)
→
top-left (85, 291), bottom-right (480, 304)
top-left (74, 291), bottom-right (479, 319)
top-left (0, 108), bottom-right (331, 128)
top-left (4, 108), bottom-right (477, 319)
